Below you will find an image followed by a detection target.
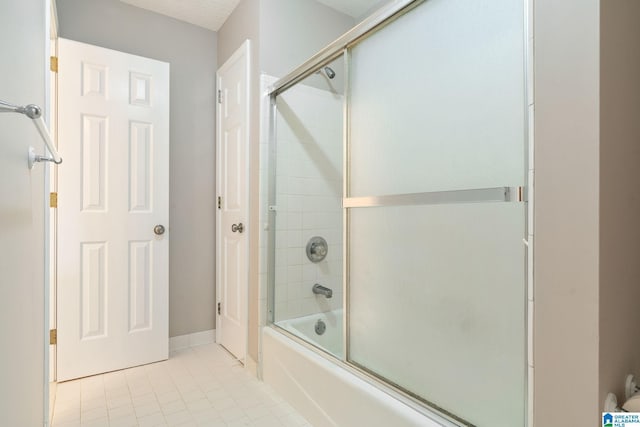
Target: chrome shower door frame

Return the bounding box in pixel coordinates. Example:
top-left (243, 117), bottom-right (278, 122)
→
top-left (266, 0), bottom-right (532, 425)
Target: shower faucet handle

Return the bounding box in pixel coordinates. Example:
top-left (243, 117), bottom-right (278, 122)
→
top-left (310, 242), bottom-right (327, 257)
top-left (306, 236), bottom-right (328, 263)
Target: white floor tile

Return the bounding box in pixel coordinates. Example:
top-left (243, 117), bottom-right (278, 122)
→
top-left (191, 408), bottom-right (222, 425)
top-left (108, 413), bottom-right (138, 427)
top-left (52, 421), bottom-right (81, 427)
top-left (81, 407), bottom-right (108, 423)
top-left (220, 407), bottom-right (248, 422)
top-left (106, 394), bottom-right (132, 410)
top-left (252, 416), bottom-right (284, 427)
top-left (81, 417), bottom-right (110, 427)
top-left (108, 404), bottom-right (135, 419)
top-left (244, 405), bottom-right (271, 421)
top-left (52, 343), bottom-right (309, 427)
top-left (164, 409), bottom-right (195, 426)
top-left (180, 389), bottom-right (206, 403)
top-left (161, 399), bottom-right (187, 415)
top-left (132, 393), bottom-right (157, 407)
top-left (137, 412), bottom-right (167, 427)
top-left (134, 401), bottom-right (162, 418)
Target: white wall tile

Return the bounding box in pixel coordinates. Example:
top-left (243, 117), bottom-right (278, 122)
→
top-left (269, 81), bottom-right (345, 321)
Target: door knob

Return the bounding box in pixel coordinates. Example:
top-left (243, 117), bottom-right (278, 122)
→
top-left (154, 225), bottom-right (166, 235)
top-left (231, 223), bottom-right (244, 233)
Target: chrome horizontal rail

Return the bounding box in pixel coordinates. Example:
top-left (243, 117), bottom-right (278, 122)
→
top-left (343, 186), bottom-right (524, 208)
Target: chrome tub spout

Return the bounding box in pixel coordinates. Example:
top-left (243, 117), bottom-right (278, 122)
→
top-left (312, 284), bottom-right (333, 298)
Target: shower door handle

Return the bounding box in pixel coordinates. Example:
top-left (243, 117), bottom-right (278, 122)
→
top-left (231, 223), bottom-right (244, 233)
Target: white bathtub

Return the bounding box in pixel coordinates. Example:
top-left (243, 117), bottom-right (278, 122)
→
top-left (276, 310), bottom-right (343, 358)
top-left (262, 325), bottom-right (455, 427)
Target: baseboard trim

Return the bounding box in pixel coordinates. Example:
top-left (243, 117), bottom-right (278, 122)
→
top-left (49, 381), bottom-right (56, 426)
top-left (169, 329), bottom-right (216, 352)
top-left (245, 355), bottom-right (258, 378)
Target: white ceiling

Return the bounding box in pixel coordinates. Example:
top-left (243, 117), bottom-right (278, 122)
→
top-left (119, 0), bottom-right (384, 32)
top-left (119, 0), bottom-right (241, 31)
top-left (314, 0), bottom-right (384, 18)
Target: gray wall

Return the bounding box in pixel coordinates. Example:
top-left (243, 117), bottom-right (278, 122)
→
top-left (57, 0), bottom-right (217, 337)
top-left (599, 0), bottom-right (640, 408)
top-left (534, 0), bottom-right (600, 423)
top-left (0, 1), bottom-right (47, 425)
top-left (535, 1), bottom-right (640, 421)
top-left (218, 0), bottom-right (260, 68)
top-left (260, 0), bottom-right (354, 78)
top-left (356, 0), bottom-right (392, 23)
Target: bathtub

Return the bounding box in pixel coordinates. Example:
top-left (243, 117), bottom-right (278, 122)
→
top-left (276, 310), bottom-right (343, 358)
top-left (262, 323), bottom-right (456, 427)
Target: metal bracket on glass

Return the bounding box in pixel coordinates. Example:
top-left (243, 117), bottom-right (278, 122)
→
top-left (343, 186), bottom-right (525, 208)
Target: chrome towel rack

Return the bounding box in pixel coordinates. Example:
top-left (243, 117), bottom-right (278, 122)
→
top-left (0, 99), bottom-right (62, 167)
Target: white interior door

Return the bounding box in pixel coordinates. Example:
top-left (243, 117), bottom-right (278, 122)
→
top-left (57, 38), bottom-right (170, 381)
top-left (216, 40), bottom-right (250, 361)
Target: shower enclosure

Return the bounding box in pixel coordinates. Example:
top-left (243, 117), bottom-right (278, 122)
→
top-left (267, 0), bottom-right (529, 425)
top-left (269, 54), bottom-right (345, 359)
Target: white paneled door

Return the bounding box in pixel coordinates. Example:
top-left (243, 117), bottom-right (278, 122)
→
top-left (57, 38), bottom-right (170, 381)
top-left (216, 40), bottom-right (250, 362)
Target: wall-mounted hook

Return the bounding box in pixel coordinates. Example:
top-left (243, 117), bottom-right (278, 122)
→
top-left (1, 99), bottom-right (63, 168)
top-left (28, 146), bottom-right (62, 170)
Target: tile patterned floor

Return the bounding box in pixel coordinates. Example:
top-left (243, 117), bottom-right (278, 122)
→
top-left (51, 343), bottom-right (311, 427)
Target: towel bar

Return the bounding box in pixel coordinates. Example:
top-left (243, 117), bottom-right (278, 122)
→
top-left (1, 99), bottom-right (62, 166)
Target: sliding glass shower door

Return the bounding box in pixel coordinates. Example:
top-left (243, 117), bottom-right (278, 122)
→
top-left (271, 57), bottom-right (345, 357)
top-left (346, 1), bottom-right (526, 426)
top-left (268, 0), bottom-right (528, 425)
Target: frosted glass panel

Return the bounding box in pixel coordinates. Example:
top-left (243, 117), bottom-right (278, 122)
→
top-left (349, 203), bottom-right (525, 426)
top-left (349, 0), bottom-right (525, 196)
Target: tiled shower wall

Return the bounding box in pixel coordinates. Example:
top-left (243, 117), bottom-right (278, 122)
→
top-left (274, 79), bottom-right (344, 321)
top-left (258, 74), bottom-right (344, 327)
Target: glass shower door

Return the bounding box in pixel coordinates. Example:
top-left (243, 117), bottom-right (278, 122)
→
top-left (271, 57), bottom-right (345, 358)
top-left (346, 0), bottom-right (527, 426)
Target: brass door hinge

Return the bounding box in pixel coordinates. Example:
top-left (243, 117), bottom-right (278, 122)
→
top-left (217, 302), bottom-right (221, 315)
top-left (217, 196), bottom-right (222, 210)
top-left (49, 329), bottom-right (57, 345)
top-left (50, 56), bottom-right (58, 73)
top-left (217, 90), bottom-right (222, 104)
top-left (50, 192), bottom-right (58, 208)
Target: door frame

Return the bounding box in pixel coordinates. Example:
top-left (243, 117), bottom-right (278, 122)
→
top-left (46, 0), bottom-right (58, 422)
top-left (215, 39), bottom-right (251, 363)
